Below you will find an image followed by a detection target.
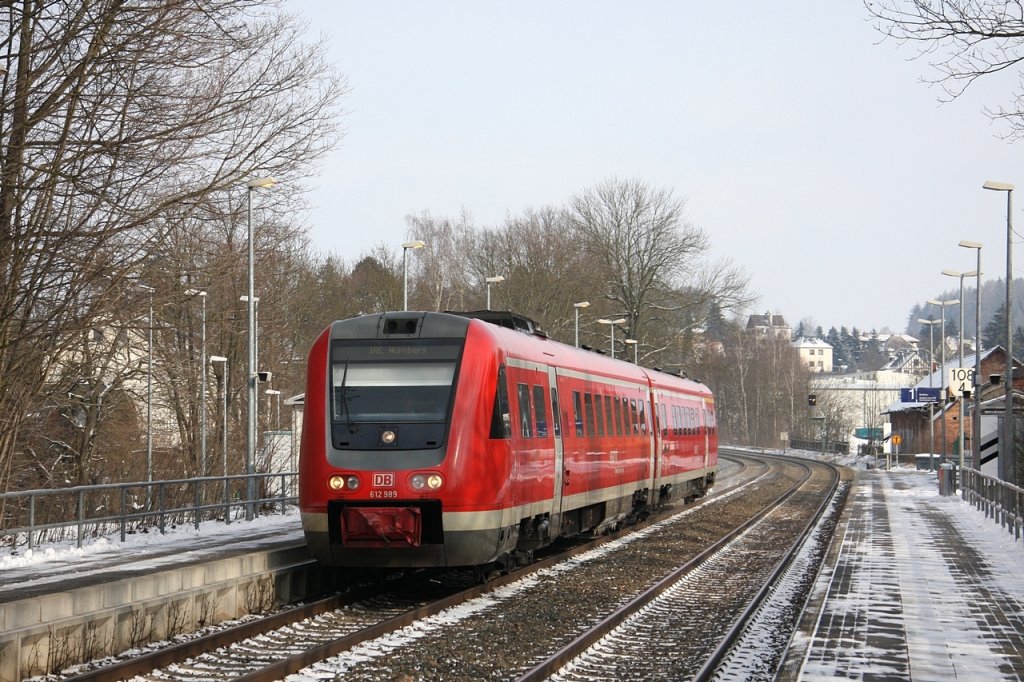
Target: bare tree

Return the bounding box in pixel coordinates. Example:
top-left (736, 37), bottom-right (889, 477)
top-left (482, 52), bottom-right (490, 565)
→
top-left (867, 0), bottom-right (1024, 137)
top-left (566, 177), bottom-right (751, 353)
top-left (0, 0), bottom-right (345, 492)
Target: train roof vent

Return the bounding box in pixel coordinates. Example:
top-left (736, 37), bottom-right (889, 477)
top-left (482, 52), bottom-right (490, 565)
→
top-left (446, 310), bottom-right (547, 337)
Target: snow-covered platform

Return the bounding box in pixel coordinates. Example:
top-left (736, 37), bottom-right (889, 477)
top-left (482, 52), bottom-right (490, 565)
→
top-left (784, 468), bottom-right (1024, 680)
top-left (0, 512), bottom-right (338, 682)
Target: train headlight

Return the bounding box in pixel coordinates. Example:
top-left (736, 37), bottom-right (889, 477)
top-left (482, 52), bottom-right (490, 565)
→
top-left (328, 475), bottom-right (360, 491)
top-left (410, 473), bottom-right (443, 491)
top-left (381, 429), bottom-right (397, 445)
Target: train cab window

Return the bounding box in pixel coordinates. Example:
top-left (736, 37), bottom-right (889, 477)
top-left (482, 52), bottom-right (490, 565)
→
top-left (584, 393), bottom-right (596, 437)
top-left (550, 387), bottom-right (562, 437)
top-left (489, 365), bottom-right (511, 439)
top-left (573, 391), bottom-right (584, 437)
top-left (604, 395), bottom-right (615, 436)
top-left (331, 353), bottom-right (456, 424)
top-left (517, 383), bottom-right (533, 438)
top-left (594, 394), bottom-right (605, 436)
top-left (533, 385), bottom-right (548, 438)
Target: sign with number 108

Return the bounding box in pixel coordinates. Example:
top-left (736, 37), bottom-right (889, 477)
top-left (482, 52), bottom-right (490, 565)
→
top-left (948, 367), bottom-right (974, 395)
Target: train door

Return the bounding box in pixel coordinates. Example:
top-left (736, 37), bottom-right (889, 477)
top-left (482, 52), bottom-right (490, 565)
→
top-left (548, 366), bottom-right (565, 537)
top-left (648, 390), bottom-right (662, 494)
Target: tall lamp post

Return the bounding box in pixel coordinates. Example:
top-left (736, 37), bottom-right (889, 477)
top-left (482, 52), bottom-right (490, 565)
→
top-left (140, 280), bottom-right (155, 493)
top-left (918, 317), bottom-right (941, 470)
top-left (625, 338), bottom-right (638, 364)
top-left (928, 298), bottom-right (960, 463)
top-left (960, 240), bottom-right (983, 468)
top-left (573, 301), bottom-right (590, 347)
top-left (942, 268), bottom-right (978, 472)
top-left (246, 176), bottom-right (276, 521)
top-left (984, 180), bottom-right (1015, 483)
top-left (485, 275), bottom-right (505, 310)
top-left (210, 355), bottom-right (228, 518)
top-left (186, 289), bottom-right (208, 476)
top-left (597, 318), bottom-right (626, 358)
top-left (402, 240), bottom-right (426, 311)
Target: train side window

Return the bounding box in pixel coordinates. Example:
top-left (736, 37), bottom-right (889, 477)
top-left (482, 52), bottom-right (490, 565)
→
top-left (638, 401), bottom-right (647, 435)
top-left (689, 407), bottom-right (696, 435)
top-left (674, 406), bottom-right (681, 436)
top-left (584, 393), bottom-right (596, 437)
top-left (605, 395), bottom-right (615, 436)
top-left (622, 397), bottom-right (631, 435)
top-left (614, 396), bottom-right (624, 436)
top-left (517, 383), bottom-right (533, 438)
top-left (573, 391), bottom-right (584, 437)
top-left (533, 385), bottom-right (548, 438)
top-left (660, 403), bottom-right (668, 437)
top-left (594, 393), bottom-right (605, 436)
top-left (629, 399), bottom-right (638, 434)
top-left (550, 387), bottom-right (562, 437)
top-left (489, 365), bottom-right (511, 439)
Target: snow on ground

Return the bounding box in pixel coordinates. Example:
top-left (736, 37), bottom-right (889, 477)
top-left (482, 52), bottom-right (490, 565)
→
top-left (0, 508), bottom-right (303, 582)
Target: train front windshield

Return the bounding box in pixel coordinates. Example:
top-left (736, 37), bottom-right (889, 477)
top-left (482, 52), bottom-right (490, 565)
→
top-left (330, 341), bottom-right (461, 423)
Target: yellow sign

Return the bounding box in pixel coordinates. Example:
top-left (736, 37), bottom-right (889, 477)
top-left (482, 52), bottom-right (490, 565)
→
top-left (892, 434), bottom-right (902, 446)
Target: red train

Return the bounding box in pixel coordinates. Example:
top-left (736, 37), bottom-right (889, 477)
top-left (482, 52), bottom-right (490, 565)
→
top-left (299, 310), bottom-right (717, 570)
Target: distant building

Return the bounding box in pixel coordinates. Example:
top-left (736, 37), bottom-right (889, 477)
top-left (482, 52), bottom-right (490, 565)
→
top-left (746, 312), bottom-right (791, 340)
top-left (792, 336), bottom-right (833, 373)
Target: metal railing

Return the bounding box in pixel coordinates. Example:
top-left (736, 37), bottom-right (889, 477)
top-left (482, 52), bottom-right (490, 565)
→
top-left (0, 472), bottom-right (298, 551)
top-left (961, 467), bottom-right (1024, 541)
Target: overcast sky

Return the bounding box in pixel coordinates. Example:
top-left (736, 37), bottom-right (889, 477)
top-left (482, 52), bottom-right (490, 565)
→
top-left (285, 1), bottom-right (1022, 335)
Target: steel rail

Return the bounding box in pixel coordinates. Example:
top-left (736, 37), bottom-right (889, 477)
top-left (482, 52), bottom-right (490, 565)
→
top-left (514, 455), bottom-right (816, 681)
top-left (691, 457), bottom-right (841, 680)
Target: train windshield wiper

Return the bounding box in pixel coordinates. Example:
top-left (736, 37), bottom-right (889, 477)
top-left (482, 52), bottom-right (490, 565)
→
top-left (339, 360), bottom-right (357, 433)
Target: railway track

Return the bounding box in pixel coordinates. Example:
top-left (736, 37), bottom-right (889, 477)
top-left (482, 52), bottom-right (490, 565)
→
top-left (59, 451), bottom-right (843, 681)
top-left (530, 455), bottom-right (843, 681)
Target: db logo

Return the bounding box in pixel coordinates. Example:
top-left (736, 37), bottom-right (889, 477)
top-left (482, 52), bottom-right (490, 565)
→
top-left (372, 472), bottom-right (395, 487)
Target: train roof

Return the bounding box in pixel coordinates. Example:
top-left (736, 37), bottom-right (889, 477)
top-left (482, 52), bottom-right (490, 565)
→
top-left (446, 310), bottom-right (712, 398)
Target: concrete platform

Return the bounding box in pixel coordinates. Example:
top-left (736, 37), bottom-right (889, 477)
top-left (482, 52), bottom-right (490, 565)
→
top-left (0, 514), bottom-right (340, 682)
top-left (784, 469), bottom-right (1024, 681)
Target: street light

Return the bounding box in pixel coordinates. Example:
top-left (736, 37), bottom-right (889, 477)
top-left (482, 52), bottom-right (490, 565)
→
top-left (597, 318), bottom-right (626, 358)
top-left (943, 268), bottom-right (978, 472)
top-left (573, 301), bottom-right (590, 348)
top-left (919, 317), bottom-right (941, 471)
top-left (246, 176), bottom-right (276, 521)
top-left (960, 240), bottom-right (983, 468)
top-left (625, 338), bottom-right (638, 364)
top-left (186, 288), bottom-right (208, 476)
top-left (928, 298), bottom-right (960, 463)
top-left (402, 240), bottom-right (426, 311)
top-left (265, 389), bottom-right (281, 431)
top-left (984, 179), bottom-right (1015, 482)
top-left (239, 295), bottom-right (260, 371)
top-left (136, 283), bottom-right (155, 493)
top-left (210, 355), bottom-right (228, 518)
top-left (485, 275), bottom-right (505, 310)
